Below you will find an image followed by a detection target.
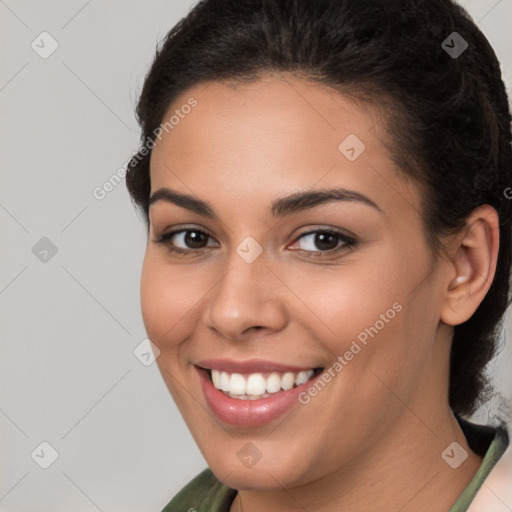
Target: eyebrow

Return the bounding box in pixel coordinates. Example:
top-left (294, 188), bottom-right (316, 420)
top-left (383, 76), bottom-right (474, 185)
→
top-left (148, 186), bottom-right (384, 218)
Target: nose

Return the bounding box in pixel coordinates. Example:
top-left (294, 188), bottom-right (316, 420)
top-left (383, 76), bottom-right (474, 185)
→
top-left (204, 248), bottom-right (288, 341)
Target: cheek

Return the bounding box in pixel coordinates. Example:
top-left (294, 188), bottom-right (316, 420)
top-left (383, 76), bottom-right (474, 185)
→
top-left (284, 255), bottom-right (406, 345)
top-left (286, 246), bottom-right (429, 393)
top-left (140, 252), bottom-right (201, 348)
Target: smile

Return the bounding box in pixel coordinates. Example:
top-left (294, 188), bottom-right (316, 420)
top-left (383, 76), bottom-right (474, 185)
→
top-left (209, 368), bottom-right (320, 399)
top-left (195, 364), bottom-right (324, 427)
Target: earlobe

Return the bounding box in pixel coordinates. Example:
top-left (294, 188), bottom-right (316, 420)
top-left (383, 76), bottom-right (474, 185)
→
top-left (441, 205), bottom-right (499, 326)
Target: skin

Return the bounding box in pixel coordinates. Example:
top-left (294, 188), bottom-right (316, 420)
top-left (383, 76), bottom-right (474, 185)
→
top-left (141, 74), bottom-right (499, 511)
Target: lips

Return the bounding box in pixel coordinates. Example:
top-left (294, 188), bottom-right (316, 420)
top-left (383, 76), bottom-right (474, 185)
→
top-left (195, 360), bottom-right (324, 427)
top-left (196, 358), bottom-right (319, 374)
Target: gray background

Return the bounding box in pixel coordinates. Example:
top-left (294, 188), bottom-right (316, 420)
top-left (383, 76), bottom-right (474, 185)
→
top-left (1, 1), bottom-right (511, 511)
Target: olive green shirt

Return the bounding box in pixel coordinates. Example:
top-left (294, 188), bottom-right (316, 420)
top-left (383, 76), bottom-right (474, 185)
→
top-left (161, 417), bottom-right (509, 512)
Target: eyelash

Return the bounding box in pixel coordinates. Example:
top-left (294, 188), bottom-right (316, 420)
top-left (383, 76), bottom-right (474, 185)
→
top-left (154, 226), bottom-right (357, 258)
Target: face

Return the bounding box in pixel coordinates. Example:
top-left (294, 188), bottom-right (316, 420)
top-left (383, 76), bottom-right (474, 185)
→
top-left (141, 75), bottom-right (452, 490)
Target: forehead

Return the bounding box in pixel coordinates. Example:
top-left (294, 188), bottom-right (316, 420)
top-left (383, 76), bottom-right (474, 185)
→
top-left (152, 75), bottom-right (376, 163)
top-left (149, 75), bottom-right (421, 218)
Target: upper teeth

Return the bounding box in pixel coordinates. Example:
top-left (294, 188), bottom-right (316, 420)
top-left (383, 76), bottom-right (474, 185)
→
top-left (211, 369), bottom-right (315, 397)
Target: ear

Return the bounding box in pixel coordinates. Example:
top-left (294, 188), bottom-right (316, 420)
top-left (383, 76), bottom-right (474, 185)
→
top-left (441, 205), bottom-right (500, 326)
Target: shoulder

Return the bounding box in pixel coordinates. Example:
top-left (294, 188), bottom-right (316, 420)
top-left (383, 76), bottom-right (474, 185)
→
top-left (448, 417), bottom-right (510, 511)
top-left (468, 424), bottom-right (512, 512)
top-left (160, 467), bottom-right (237, 512)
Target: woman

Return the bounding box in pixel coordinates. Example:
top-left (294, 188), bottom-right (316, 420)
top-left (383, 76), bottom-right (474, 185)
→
top-left (126, 0), bottom-right (511, 510)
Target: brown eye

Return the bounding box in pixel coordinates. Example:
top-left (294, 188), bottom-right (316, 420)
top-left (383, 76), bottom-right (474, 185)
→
top-left (180, 230), bottom-right (209, 249)
top-left (292, 229), bottom-right (357, 255)
top-left (155, 228), bottom-right (218, 255)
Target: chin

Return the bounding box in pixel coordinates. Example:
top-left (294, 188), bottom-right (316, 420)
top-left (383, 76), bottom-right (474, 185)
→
top-left (217, 468), bottom-right (291, 492)
top-left (208, 452), bottom-right (312, 492)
